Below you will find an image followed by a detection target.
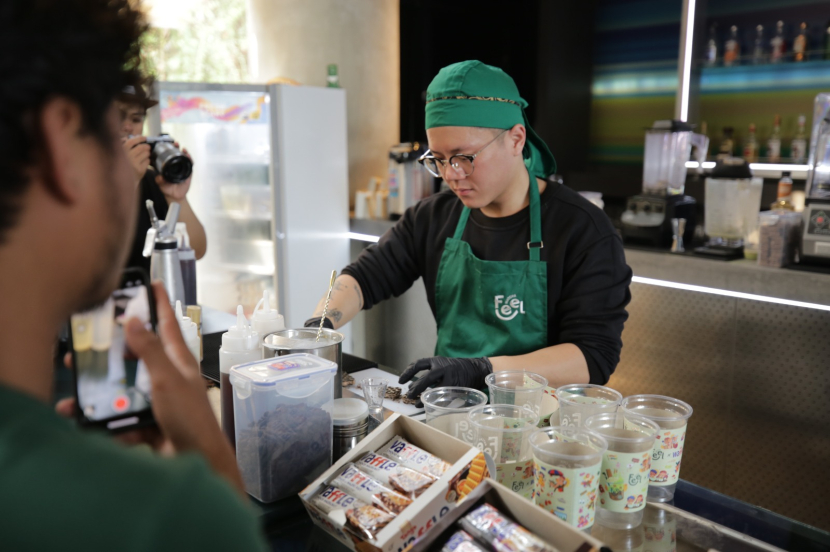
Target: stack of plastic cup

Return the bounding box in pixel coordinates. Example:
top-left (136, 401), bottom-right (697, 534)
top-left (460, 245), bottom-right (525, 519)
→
top-left (484, 371), bottom-right (547, 416)
top-left (468, 404), bottom-right (539, 500)
top-left (556, 384), bottom-right (623, 428)
top-left (421, 387), bottom-right (488, 442)
top-left (584, 412), bottom-right (660, 529)
top-left (530, 426), bottom-right (607, 531)
top-left (620, 394), bottom-right (693, 503)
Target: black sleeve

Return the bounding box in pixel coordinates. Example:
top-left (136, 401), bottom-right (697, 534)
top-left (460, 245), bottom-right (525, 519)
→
top-left (342, 207), bottom-right (422, 310)
top-left (555, 234), bottom-right (632, 384)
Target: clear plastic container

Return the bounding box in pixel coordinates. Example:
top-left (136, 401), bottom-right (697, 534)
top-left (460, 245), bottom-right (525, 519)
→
top-left (758, 210), bottom-right (802, 268)
top-left (468, 404), bottom-right (539, 500)
top-left (484, 371), bottom-right (547, 416)
top-left (584, 412), bottom-right (660, 529)
top-left (421, 386), bottom-right (488, 441)
top-left (530, 426), bottom-right (608, 531)
top-left (556, 384), bottom-right (623, 428)
top-left (229, 353), bottom-right (337, 502)
top-left (620, 394), bottom-right (693, 503)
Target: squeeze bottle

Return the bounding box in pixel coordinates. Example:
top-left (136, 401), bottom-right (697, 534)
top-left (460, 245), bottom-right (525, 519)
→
top-left (219, 305), bottom-right (260, 448)
top-left (175, 222), bottom-right (197, 306)
top-left (175, 300), bottom-right (201, 362)
top-left (251, 290), bottom-right (285, 348)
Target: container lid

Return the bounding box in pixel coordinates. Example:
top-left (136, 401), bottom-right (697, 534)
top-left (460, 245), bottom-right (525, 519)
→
top-left (332, 398), bottom-right (369, 426)
top-left (711, 158), bottom-right (753, 179)
top-left (649, 119), bottom-right (695, 132)
top-left (229, 353), bottom-right (337, 387)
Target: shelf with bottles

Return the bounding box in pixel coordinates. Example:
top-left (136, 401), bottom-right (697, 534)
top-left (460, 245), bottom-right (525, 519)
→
top-left (702, 19), bottom-right (830, 70)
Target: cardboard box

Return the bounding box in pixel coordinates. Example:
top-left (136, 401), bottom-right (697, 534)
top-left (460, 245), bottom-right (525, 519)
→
top-left (300, 413), bottom-right (488, 552)
top-left (408, 478), bottom-right (607, 552)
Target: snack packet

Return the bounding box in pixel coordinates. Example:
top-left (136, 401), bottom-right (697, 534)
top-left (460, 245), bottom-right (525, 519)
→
top-left (356, 452), bottom-right (437, 498)
top-left (332, 463), bottom-right (413, 515)
top-left (442, 530), bottom-right (490, 552)
top-left (310, 485), bottom-right (395, 541)
top-left (377, 435), bottom-right (452, 479)
top-left (460, 503), bottom-right (558, 552)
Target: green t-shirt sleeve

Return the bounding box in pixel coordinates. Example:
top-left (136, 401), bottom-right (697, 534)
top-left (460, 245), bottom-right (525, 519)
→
top-left (148, 456), bottom-right (269, 552)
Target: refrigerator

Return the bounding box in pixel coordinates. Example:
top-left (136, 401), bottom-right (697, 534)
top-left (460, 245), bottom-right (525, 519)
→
top-left (147, 83), bottom-right (350, 342)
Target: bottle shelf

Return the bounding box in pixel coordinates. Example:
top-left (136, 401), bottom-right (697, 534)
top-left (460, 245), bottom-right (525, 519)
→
top-left (686, 161), bottom-right (809, 180)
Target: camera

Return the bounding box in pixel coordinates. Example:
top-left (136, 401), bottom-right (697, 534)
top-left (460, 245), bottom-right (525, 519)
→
top-left (144, 134), bottom-right (193, 184)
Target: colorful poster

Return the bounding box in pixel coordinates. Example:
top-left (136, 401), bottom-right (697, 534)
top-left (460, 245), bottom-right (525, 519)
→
top-left (533, 458), bottom-right (601, 529)
top-left (597, 449), bottom-right (650, 513)
top-left (159, 91), bottom-right (269, 125)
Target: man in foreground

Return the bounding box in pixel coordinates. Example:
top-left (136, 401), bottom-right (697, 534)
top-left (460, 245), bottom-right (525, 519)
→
top-left (0, 1), bottom-right (267, 549)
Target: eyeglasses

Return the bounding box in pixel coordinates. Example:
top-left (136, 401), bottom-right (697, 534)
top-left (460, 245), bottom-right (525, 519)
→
top-left (418, 129), bottom-right (507, 178)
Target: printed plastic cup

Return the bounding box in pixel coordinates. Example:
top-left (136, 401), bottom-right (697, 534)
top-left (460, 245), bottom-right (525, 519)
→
top-left (485, 371), bottom-right (547, 416)
top-left (620, 394), bottom-right (693, 503)
top-left (530, 426), bottom-right (607, 531)
top-left (642, 504), bottom-right (677, 551)
top-left (422, 387), bottom-right (488, 442)
top-left (556, 384), bottom-right (622, 428)
top-left (468, 404), bottom-right (539, 500)
top-left (584, 412), bottom-right (660, 529)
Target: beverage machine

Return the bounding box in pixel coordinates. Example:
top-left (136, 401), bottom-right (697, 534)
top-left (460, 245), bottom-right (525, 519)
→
top-left (801, 93), bottom-right (830, 263)
top-left (621, 120), bottom-right (709, 250)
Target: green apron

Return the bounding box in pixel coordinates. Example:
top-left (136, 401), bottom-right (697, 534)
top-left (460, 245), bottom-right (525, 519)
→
top-left (434, 172), bottom-right (548, 358)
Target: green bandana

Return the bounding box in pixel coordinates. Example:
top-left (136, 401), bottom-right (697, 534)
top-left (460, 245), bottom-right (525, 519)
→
top-left (425, 60), bottom-right (556, 179)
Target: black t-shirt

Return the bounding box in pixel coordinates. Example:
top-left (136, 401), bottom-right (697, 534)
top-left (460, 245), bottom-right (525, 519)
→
top-left (127, 170), bottom-right (169, 274)
top-left (342, 182), bottom-right (633, 384)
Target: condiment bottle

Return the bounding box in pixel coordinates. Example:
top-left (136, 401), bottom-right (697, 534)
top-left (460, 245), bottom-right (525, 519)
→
top-left (770, 172), bottom-right (795, 211)
top-left (175, 300), bottom-right (201, 362)
top-left (251, 289), bottom-right (285, 348)
top-left (186, 305), bottom-right (203, 361)
top-left (175, 222), bottom-right (197, 306)
top-left (219, 305), bottom-right (260, 449)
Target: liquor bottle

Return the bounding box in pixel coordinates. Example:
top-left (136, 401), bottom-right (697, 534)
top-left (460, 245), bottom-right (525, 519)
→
top-left (791, 115), bottom-right (808, 163)
top-left (770, 172), bottom-right (795, 211)
top-left (770, 21), bottom-right (786, 63)
top-left (767, 114), bottom-right (782, 162)
top-left (793, 22), bottom-right (808, 62)
top-left (718, 127), bottom-right (735, 159)
top-left (705, 25), bottom-right (718, 66)
top-left (326, 64), bottom-right (340, 88)
top-left (724, 25), bottom-right (741, 66)
top-left (700, 121), bottom-right (709, 160)
top-left (752, 25), bottom-right (765, 64)
top-left (743, 123), bottom-right (758, 163)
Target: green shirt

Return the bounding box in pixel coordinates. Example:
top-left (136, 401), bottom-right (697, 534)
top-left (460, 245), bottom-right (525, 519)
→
top-left (0, 384), bottom-right (269, 551)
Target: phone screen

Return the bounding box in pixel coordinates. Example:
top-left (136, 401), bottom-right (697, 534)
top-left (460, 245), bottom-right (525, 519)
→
top-left (70, 273), bottom-right (155, 430)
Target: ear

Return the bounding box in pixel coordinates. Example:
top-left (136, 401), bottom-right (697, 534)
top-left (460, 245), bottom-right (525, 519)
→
top-left (38, 97), bottom-right (87, 204)
top-left (505, 124), bottom-right (527, 156)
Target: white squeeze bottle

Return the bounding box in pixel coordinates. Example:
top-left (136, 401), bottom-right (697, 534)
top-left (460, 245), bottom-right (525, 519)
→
top-left (175, 300), bottom-right (201, 362)
top-left (250, 290), bottom-right (285, 347)
top-left (219, 305), bottom-right (261, 449)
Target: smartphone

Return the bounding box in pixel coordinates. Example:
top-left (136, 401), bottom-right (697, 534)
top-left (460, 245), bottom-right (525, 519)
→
top-left (70, 268), bottom-right (157, 433)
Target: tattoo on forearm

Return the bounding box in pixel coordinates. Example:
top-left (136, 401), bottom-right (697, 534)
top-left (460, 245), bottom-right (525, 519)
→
top-left (329, 309), bottom-right (343, 323)
top-left (354, 286), bottom-right (363, 309)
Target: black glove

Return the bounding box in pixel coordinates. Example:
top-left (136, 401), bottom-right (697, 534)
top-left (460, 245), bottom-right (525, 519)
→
top-left (303, 316), bottom-right (334, 330)
top-left (398, 356), bottom-right (493, 400)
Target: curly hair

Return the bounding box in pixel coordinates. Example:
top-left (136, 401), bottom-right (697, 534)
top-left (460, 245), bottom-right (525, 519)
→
top-left (0, 0), bottom-right (148, 244)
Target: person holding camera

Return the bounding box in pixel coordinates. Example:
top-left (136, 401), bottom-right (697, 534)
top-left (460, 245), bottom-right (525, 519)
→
top-left (0, 1), bottom-right (267, 549)
top-left (117, 85), bottom-right (207, 273)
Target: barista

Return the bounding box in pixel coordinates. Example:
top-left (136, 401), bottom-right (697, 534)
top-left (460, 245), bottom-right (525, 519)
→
top-left (117, 85), bottom-right (207, 272)
top-left (307, 61), bottom-right (632, 397)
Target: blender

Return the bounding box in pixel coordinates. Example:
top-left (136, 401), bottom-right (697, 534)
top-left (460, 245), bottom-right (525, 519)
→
top-left (694, 158), bottom-right (763, 259)
top-left (801, 93), bottom-right (830, 263)
top-left (621, 120), bottom-right (709, 248)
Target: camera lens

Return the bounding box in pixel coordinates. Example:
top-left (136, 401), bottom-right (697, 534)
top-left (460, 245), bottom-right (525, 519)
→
top-left (161, 156), bottom-right (193, 184)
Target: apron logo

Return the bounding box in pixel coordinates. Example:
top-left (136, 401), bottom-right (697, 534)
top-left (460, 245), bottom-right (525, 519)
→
top-left (495, 294), bottom-right (525, 321)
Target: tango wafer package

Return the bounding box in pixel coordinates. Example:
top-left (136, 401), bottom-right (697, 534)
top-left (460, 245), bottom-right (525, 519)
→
top-left (441, 530), bottom-right (490, 552)
top-left (377, 435), bottom-right (452, 479)
top-left (356, 452), bottom-right (437, 499)
top-left (460, 503), bottom-right (558, 552)
top-left (332, 463), bottom-right (413, 515)
top-left (310, 485), bottom-right (395, 541)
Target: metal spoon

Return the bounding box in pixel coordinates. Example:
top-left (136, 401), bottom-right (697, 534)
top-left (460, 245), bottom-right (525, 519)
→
top-left (316, 270), bottom-right (337, 342)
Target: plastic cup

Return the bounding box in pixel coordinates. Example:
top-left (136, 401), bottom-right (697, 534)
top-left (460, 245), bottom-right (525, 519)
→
top-left (584, 412), bottom-right (660, 529)
top-left (421, 387), bottom-right (488, 442)
top-left (484, 371), bottom-right (547, 416)
top-left (530, 426), bottom-right (607, 531)
top-left (556, 384), bottom-right (622, 428)
top-left (620, 394), bottom-right (693, 503)
top-left (360, 377), bottom-right (387, 420)
top-left (468, 404), bottom-right (539, 500)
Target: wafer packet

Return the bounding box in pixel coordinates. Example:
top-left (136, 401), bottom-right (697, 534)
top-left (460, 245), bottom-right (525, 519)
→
top-left (460, 503), bottom-right (559, 552)
top-left (310, 485), bottom-right (395, 541)
top-left (356, 452), bottom-right (437, 499)
top-left (377, 435), bottom-right (452, 479)
top-left (332, 463), bottom-right (413, 515)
